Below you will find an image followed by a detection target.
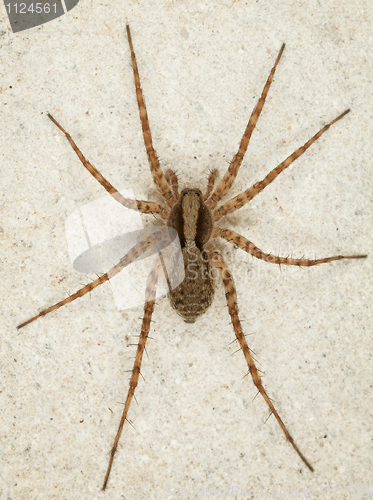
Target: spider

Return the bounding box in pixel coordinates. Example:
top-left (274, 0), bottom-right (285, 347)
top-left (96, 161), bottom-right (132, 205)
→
top-left (17, 26), bottom-right (366, 490)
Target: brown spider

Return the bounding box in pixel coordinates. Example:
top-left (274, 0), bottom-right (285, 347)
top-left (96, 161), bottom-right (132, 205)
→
top-left (17, 26), bottom-right (366, 490)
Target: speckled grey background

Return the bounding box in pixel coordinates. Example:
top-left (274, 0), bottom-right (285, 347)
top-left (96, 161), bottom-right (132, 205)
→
top-left (1, 1), bottom-right (372, 499)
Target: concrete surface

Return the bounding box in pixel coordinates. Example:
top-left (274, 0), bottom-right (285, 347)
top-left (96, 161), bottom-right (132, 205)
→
top-left (1, 1), bottom-right (372, 499)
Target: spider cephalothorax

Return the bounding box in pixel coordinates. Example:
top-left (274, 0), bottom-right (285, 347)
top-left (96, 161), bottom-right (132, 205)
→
top-left (18, 26), bottom-right (366, 491)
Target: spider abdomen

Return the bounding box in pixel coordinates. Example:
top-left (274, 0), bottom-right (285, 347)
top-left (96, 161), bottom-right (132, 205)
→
top-left (167, 188), bottom-right (215, 322)
top-left (169, 245), bottom-right (214, 323)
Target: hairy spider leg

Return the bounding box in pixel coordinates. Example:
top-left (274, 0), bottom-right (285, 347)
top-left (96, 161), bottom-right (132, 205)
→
top-left (207, 245), bottom-right (314, 471)
top-left (17, 232), bottom-right (163, 329)
top-left (213, 110), bottom-right (350, 222)
top-left (102, 258), bottom-right (162, 490)
top-left (204, 169), bottom-right (219, 201)
top-left (47, 113), bottom-right (167, 219)
top-left (126, 25), bottom-right (175, 208)
top-left (214, 227), bottom-right (367, 265)
top-left (165, 169), bottom-right (179, 199)
top-left (206, 43), bottom-right (285, 210)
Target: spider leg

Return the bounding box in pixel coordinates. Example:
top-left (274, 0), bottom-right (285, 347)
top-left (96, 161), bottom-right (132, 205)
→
top-left (204, 169), bottom-right (219, 201)
top-left (17, 231), bottom-right (163, 329)
top-left (215, 227), bottom-right (367, 265)
top-left (206, 244), bottom-right (314, 472)
top-left (213, 110), bottom-right (350, 221)
top-left (126, 26), bottom-right (176, 208)
top-left (47, 114), bottom-right (168, 219)
top-left (206, 44), bottom-right (285, 211)
top-left (102, 258), bottom-right (161, 490)
top-left (165, 169), bottom-right (179, 199)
